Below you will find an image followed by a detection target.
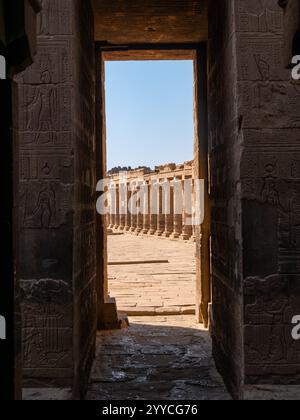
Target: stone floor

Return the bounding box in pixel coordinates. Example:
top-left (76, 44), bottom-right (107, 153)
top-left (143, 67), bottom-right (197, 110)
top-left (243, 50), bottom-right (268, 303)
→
top-left (86, 315), bottom-right (231, 400)
top-left (108, 233), bottom-right (196, 315)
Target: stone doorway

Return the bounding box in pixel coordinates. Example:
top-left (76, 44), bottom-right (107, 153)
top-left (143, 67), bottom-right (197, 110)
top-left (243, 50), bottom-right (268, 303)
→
top-left (84, 45), bottom-right (220, 401)
top-left (96, 45), bottom-right (211, 331)
top-left (13, 0), bottom-right (300, 400)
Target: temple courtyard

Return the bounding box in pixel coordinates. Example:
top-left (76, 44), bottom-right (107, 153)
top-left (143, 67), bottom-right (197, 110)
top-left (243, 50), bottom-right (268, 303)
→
top-left (108, 233), bottom-right (196, 316)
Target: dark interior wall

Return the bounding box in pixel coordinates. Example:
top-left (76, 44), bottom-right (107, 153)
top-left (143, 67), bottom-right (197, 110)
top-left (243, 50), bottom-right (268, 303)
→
top-left (209, 0), bottom-right (300, 397)
top-left (72, 0), bottom-right (97, 398)
top-left (0, 0), bottom-right (40, 400)
top-left (13, 0), bottom-right (96, 394)
top-left (208, 0), bottom-right (244, 399)
top-left (237, 0), bottom-right (300, 386)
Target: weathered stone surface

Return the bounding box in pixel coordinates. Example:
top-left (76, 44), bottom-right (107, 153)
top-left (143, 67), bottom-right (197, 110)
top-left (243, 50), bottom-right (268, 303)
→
top-left (0, 0), bottom-right (41, 401)
top-left (7, 0), bottom-right (300, 401)
top-left (108, 234), bottom-right (196, 316)
top-left (14, 0), bottom-right (96, 396)
top-left (209, 0), bottom-right (300, 397)
top-left (86, 316), bottom-right (231, 401)
top-left (23, 388), bottom-right (72, 401)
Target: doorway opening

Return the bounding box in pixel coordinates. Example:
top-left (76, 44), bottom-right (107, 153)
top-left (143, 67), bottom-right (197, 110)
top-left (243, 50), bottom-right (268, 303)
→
top-left (105, 57), bottom-right (196, 318)
top-left (89, 45), bottom-right (222, 400)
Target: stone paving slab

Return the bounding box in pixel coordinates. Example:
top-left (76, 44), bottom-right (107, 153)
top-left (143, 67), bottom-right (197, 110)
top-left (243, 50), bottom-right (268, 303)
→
top-left (108, 234), bottom-right (196, 315)
top-left (86, 315), bottom-right (231, 401)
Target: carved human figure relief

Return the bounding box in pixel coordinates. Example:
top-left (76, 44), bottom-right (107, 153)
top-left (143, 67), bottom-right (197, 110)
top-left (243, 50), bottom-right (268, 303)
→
top-left (24, 184), bottom-right (57, 228)
top-left (32, 184), bottom-right (56, 228)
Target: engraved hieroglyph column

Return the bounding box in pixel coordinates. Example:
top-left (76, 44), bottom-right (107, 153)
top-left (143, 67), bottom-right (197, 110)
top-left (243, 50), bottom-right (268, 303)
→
top-left (163, 179), bottom-right (174, 238)
top-left (156, 180), bottom-right (165, 237)
top-left (171, 177), bottom-right (183, 239)
top-left (110, 183), bottom-right (116, 229)
top-left (118, 174), bottom-right (128, 231)
top-left (135, 182), bottom-right (144, 235)
top-left (130, 181), bottom-right (138, 233)
top-left (149, 179), bottom-right (158, 235)
top-left (180, 176), bottom-right (193, 240)
top-left (142, 181), bottom-right (150, 234)
top-left (108, 182), bottom-right (115, 229)
top-left (125, 185), bottom-right (131, 231)
top-left (113, 183), bottom-right (120, 229)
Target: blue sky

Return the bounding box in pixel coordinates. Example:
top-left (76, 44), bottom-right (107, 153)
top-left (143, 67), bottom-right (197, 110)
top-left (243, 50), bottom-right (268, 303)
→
top-left (105, 60), bottom-right (194, 170)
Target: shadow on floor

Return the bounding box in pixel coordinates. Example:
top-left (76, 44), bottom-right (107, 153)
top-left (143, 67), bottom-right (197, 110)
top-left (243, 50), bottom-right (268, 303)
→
top-left (86, 316), bottom-right (231, 400)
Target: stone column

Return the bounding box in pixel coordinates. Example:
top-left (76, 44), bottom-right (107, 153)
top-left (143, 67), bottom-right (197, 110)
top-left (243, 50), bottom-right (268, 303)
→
top-left (110, 184), bottom-right (116, 230)
top-left (119, 181), bottom-right (126, 231)
top-left (108, 183), bottom-right (114, 230)
top-left (190, 221), bottom-right (196, 243)
top-left (142, 181), bottom-right (150, 234)
top-left (171, 177), bottom-right (183, 239)
top-left (163, 181), bottom-right (174, 238)
top-left (130, 181), bottom-right (137, 233)
top-left (156, 180), bottom-right (165, 237)
top-left (148, 179), bottom-right (158, 235)
top-left (113, 184), bottom-right (120, 230)
top-left (124, 186), bottom-right (131, 231)
top-left (180, 177), bottom-right (193, 240)
top-left (108, 211), bottom-right (113, 231)
top-left (135, 183), bottom-right (144, 235)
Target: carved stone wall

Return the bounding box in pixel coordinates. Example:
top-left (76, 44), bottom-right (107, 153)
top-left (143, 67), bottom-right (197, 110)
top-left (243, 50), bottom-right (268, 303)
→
top-left (0, 0), bottom-right (41, 401)
top-left (237, 0), bottom-right (300, 387)
top-left (209, 0), bottom-right (300, 397)
top-left (13, 0), bottom-right (96, 396)
top-left (208, 0), bottom-right (244, 398)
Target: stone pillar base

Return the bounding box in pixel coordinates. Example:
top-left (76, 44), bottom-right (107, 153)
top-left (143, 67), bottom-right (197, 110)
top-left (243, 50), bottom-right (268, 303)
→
top-left (97, 297), bottom-right (128, 330)
top-left (170, 233), bottom-right (180, 239)
top-left (162, 231), bottom-right (172, 238)
top-left (180, 234), bottom-right (191, 240)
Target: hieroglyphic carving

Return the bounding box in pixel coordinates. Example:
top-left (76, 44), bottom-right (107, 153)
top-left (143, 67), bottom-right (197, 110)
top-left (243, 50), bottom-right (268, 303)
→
top-left (19, 182), bottom-right (72, 229)
top-left (21, 279), bottom-right (73, 369)
top-left (17, 39), bottom-right (73, 85)
top-left (17, 84), bottom-right (72, 134)
top-left (14, 0), bottom-right (96, 390)
top-left (245, 275), bottom-right (300, 375)
top-left (38, 0), bottom-right (72, 36)
top-left (238, 0), bottom-right (284, 34)
top-left (20, 154), bottom-right (73, 182)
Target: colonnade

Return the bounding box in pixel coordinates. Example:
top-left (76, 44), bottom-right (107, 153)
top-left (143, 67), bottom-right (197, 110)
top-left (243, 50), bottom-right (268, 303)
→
top-left (107, 161), bottom-right (196, 241)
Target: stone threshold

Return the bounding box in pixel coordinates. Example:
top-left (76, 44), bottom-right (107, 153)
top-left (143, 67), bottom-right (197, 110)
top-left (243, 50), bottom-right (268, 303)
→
top-left (121, 306), bottom-right (196, 316)
top-left (108, 259), bottom-right (169, 266)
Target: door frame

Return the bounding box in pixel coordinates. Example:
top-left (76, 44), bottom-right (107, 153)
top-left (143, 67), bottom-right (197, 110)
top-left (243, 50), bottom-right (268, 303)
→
top-left (95, 42), bottom-right (210, 327)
